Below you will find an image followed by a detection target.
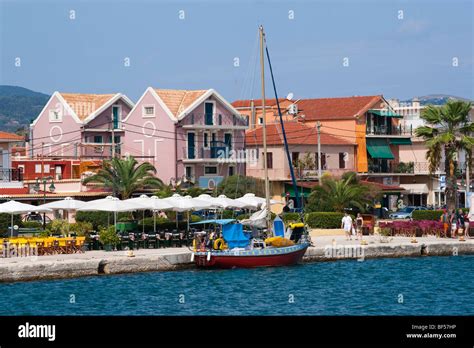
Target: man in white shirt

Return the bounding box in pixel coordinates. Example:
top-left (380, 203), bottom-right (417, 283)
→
top-left (341, 212), bottom-right (353, 241)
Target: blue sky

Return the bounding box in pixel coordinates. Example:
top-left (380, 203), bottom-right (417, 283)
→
top-left (1, 0), bottom-right (472, 102)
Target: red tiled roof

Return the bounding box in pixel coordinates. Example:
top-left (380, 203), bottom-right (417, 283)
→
top-left (60, 93), bottom-right (117, 121)
top-left (155, 89), bottom-right (208, 117)
top-left (294, 95), bottom-right (382, 120)
top-left (232, 98), bottom-right (286, 108)
top-left (0, 188), bottom-right (29, 194)
top-left (246, 122), bottom-right (356, 146)
top-left (0, 131), bottom-right (23, 141)
top-left (232, 95), bottom-right (383, 120)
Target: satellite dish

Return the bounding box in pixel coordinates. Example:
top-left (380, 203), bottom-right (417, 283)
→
top-left (286, 92), bottom-right (294, 100)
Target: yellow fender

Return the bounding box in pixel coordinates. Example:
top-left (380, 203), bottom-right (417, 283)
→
top-left (213, 238), bottom-right (227, 250)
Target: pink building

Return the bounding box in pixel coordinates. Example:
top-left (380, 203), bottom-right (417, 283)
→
top-left (29, 92), bottom-right (134, 161)
top-left (123, 87), bottom-right (248, 187)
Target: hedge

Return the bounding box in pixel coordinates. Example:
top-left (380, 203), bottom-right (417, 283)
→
top-left (304, 212), bottom-right (352, 229)
top-left (281, 212), bottom-right (301, 223)
top-left (138, 215), bottom-right (201, 232)
top-left (412, 208), bottom-right (469, 221)
top-left (0, 213), bottom-right (22, 237)
top-left (76, 211), bottom-right (130, 230)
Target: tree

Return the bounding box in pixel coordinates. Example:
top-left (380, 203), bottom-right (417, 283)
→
top-left (82, 156), bottom-right (163, 199)
top-left (305, 172), bottom-right (375, 212)
top-left (217, 175), bottom-right (265, 198)
top-left (415, 100), bottom-right (474, 210)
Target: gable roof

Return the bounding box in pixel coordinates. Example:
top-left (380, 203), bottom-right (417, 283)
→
top-left (31, 92), bottom-right (135, 127)
top-left (246, 122), bottom-right (355, 146)
top-left (154, 88), bottom-right (243, 122)
top-left (60, 93), bottom-right (117, 121)
top-left (0, 131), bottom-right (23, 142)
top-left (155, 89), bottom-right (208, 117)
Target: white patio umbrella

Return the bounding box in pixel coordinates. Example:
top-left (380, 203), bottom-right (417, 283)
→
top-left (213, 194), bottom-right (249, 209)
top-left (125, 195), bottom-right (174, 233)
top-left (77, 196), bottom-right (142, 227)
top-left (0, 200), bottom-right (52, 237)
top-left (236, 193), bottom-right (283, 209)
top-left (39, 197), bottom-right (87, 236)
top-left (163, 194), bottom-right (213, 230)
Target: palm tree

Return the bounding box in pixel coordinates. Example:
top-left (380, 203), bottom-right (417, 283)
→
top-left (82, 156), bottom-right (163, 199)
top-left (415, 100), bottom-right (474, 210)
top-left (306, 172), bottom-right (374, 212)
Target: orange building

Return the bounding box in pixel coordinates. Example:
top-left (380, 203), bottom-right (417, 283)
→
top-left (233, 95), bottom-right (413, 210)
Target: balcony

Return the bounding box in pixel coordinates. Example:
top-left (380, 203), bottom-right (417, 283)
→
top-left (0, 168), bottom-right (23, 182)
top-left (183, 142), bottom-right (233, 163)
top-left (366, 124), bottom-right (413, 137)
top-left (181, 113), bottom-right (248, 130)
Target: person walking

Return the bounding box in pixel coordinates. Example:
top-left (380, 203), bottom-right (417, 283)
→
top-left (341, 212), bottom-right (353, 241)
top-left (355, 213), bottom-right (364, 241)
top-left (449, 209), bottom-right (457, 238)
top-left (456, 209), bottom-right (465, 238)
top-left (463, 210), bottom-right (470, 238)
top-left (440, 209), bottom-right (450, 238)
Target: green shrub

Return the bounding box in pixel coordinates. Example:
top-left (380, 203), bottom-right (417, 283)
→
top-left (21, 221), bottom-right (43, 229)
top-left (99, 226), bottom-right (120, 246)
top-left (304, 212), bottom-right (351, 229)
top-left (47, 219), bottom-right (69, 236)
top-left (138, 215), bottom-right (201, 232)
top-left (281, 212), bottom-right (301, 223)
top-left (412, 208), bottom-right (469, 221)
top-left (236, 213), bottom-right (250, 221)
top-left (69, 221), bottom-right (93, 237)
top-left (412, 210), bottom-right (443, 221)
top-left (76, 211), bottom-right (129, 230)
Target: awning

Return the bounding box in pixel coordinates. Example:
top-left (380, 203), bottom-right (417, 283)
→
top-left (390, 138), bottom-right (412, 145)
top-left (368, 109), bottom-right (403, 118)
top-left (283, 184), bottom-right (312, 198)
top-left (366, 139), bottom-right (395, 159)
top-left (190, 219), bottom-right (236, 225)
top-left (400, 183), bottom-right (429, 194)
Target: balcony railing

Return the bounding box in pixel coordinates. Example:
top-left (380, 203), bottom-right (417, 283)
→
top-left (366, 125), bottom-right (413, 136)
top-left (184, 144), bottom-right (232, 160)
top-left (181, 113), bottom-right (248, 128)
top-left (0, 168), bottom-right (23, 182)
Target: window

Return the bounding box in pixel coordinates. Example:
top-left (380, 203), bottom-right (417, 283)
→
top-left (143, 105), bottom-right (155, 117)
top-left (35, 164), bottom-right (42, 173)
top-left (203, 132), bottom-right (210, 148)
top-left (228, 166), bottom-right (235, 176)
top-left (315, 153), bottom-right (326, 170)
top-left (49, 109), bottom-right (62, 122)
top-left (43, 164), bottom-right (50, 173)
top-left (265, 152), bottom-right (273, 169)
top-left (258, 117), bottom-right (263, 124)
top-left (112, 106), bottom-right (121, 129)
top-left (94, 136), bottom-right (103, 143)
top-left (292, 152), bottom-right (299, 167)
top-left (218, 114), bottom-right (222, 125)
top-left (233, 115), bottom-right (237, 126)
top-left (0, 150), bottom-right (3, 168)
top-left (204, 166), bottom-right (218, 175)
top-left (205, 102), bottom-right (214, 126)
top-left (185, 166), bottom-right (194, 179)
top-left (339, 152), bottom-right (346, 169)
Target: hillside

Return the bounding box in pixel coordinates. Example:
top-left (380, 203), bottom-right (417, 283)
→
top-left (0, 86), bottom-right (49, 133)
top-left (413, 94), bottom-right (472, 106)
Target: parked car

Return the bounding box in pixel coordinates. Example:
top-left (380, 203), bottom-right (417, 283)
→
top-left (389, 206), bottom-right (428, 219)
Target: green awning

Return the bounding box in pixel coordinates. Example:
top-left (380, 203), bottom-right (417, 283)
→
top-left (368, 109), bottom-right (403, 118)
top-left (283, 184), bottom-right (312, 198)
top-left (389, 138), bottom-right (412, 145)
top-left (366, 138), bottom-right (395, 159)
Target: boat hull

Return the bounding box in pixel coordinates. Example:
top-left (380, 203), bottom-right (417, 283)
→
top-left (193, 243), bottom-right (309, 269)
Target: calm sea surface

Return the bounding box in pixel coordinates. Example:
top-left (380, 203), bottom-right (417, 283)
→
top-left (1, 256), bottom-right (473, 315)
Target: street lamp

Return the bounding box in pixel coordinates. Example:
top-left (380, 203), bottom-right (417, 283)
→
top-left (33, 176), bottom-right (55, 229)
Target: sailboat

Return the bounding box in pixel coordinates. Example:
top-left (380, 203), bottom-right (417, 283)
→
top-left (192, 26), bottom-right (310, 268)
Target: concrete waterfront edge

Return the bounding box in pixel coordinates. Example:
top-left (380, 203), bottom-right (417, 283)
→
top-left (1, 242), bottom-right (473, 282)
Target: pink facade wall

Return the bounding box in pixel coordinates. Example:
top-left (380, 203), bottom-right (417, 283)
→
top-left (122, 90), bottom-right (177, 184)
top-left (30, 94), bottom-right (82, 158)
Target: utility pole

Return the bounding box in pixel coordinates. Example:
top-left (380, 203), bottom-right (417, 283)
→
top-left (317, 121), bottom-right (322, 184)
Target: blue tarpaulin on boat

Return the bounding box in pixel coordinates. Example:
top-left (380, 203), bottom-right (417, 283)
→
top-left (190, 219), bottom-right (236, 225)
top-left (222, 223), bottom-right (250, 249)
top-left (273, 216), bottom-right (284, 237)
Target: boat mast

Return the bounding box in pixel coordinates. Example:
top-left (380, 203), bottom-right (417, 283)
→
top-left (259, 25), bottom-right (272, 234)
